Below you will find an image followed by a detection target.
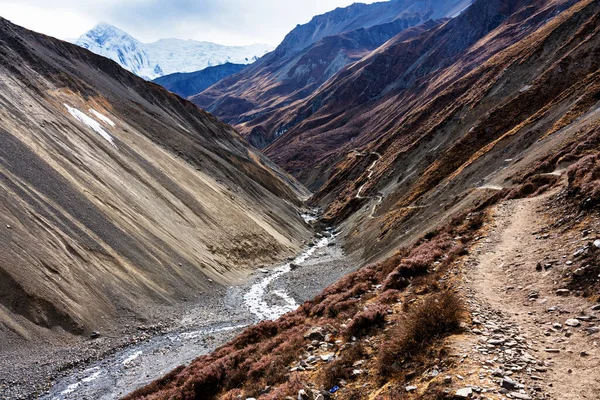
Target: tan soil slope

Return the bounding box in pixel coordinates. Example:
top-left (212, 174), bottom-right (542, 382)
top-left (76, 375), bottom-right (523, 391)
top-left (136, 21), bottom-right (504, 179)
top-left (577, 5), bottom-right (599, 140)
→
top-left (0, 18), bottom-right (311, 342)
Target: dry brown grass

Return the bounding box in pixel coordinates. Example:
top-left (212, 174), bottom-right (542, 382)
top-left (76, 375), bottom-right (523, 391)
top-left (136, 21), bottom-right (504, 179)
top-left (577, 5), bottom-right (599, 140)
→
top-left (377, 290), bottom-right (465, 377)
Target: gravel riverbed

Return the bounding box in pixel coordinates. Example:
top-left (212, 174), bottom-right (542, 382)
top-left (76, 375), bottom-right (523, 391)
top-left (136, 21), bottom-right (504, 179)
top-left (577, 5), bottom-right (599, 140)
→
top-left (1, 229), bottom-right (357, 400)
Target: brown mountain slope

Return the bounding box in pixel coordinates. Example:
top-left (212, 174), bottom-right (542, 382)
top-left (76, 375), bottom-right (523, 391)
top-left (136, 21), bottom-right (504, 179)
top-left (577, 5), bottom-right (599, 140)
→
top-left (262, 0), bottom-right (600, 260)
top-left (123, 1), bottom-right (600, 398)
top-left (191, 0), bottom-right (472, 148)
top-left (0, 17), bottom-right (311, 343)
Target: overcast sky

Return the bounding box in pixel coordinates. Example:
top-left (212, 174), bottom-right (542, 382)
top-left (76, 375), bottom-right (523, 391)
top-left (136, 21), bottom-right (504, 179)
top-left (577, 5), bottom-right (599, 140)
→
top-left (0, 0), bottom-right (384, 46)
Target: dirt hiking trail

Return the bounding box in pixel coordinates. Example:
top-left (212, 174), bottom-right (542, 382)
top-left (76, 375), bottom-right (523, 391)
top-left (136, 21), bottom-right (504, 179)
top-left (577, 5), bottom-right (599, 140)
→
top-left (456, 188), bottom-right (600, 399)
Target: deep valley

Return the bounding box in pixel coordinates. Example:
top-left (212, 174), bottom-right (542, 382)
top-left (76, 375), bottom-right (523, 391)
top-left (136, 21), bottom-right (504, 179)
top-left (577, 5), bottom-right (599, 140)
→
top-left (1, 0), bottom-right (600, 399)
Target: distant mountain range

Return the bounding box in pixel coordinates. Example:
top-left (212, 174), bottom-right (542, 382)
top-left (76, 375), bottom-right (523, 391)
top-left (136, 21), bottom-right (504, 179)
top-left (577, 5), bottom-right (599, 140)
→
top-left (192, 0), bottom-right (474, 148)
top-left (71, 23), bottom-right (273, 80)
top-left (152, 63), bottom-right (247, 99)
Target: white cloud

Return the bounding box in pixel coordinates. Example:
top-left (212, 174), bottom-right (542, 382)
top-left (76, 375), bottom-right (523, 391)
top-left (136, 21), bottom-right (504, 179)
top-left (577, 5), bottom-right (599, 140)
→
top-left (0, 0), bottom-right (384, 46)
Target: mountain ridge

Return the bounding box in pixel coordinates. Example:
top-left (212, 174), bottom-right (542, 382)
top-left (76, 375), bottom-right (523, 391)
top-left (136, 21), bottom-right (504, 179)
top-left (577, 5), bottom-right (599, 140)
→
top-left (72, 23), bottom-right (273, 80)
top-left (192, 0), bottom-right (473, 148)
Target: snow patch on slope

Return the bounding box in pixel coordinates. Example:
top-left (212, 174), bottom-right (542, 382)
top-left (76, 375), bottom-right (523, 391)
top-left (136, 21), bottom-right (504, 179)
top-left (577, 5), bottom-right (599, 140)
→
top-left (64, 104), bottom-right (116, 147)
top-left (90, 109), bottom-right (115, 127)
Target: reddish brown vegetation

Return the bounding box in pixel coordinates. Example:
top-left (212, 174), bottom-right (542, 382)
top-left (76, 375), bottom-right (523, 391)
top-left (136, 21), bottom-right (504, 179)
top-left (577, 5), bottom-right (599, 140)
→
top-left (127, 206), bottom-right (483, 400)
top-left (567, 154), bottom-right (600, 210)
top-left (377, 290), bottom-right (465, 377)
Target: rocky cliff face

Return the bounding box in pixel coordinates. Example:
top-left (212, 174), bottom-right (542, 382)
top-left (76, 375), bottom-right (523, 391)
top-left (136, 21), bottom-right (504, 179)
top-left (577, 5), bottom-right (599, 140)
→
top-left (0, 17), bottom-right (310, 342)
top-left (192, 0), bottom-right (472, 148)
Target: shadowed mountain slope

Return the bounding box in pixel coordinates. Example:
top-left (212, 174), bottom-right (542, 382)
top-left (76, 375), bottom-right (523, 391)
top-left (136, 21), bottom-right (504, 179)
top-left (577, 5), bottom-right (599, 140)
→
top-left (152, 62), bottom-right (247, 99)
top-left (192, 0), bottom-right (472, 148)
top-left (264, 0), bottom-right (599, 259)
top-left (0, 17), bottom-right (311, 342)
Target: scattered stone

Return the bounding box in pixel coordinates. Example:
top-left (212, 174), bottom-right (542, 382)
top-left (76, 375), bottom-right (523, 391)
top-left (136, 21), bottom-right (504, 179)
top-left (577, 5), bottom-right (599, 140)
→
top-left (511, 393), bottom-right (532, 400)
top-left (556, 289), bottom-right (570, 296)
top-left (304, 327), bottom-right (325, 341)
top-left (594, 239), bottom-right (600, 249)
top-left (591, 304), bottom-right (600, 311)
top-left (580, 351), bottom-right (589, 357)
top-left (290, 263), bottom-right (301, 270)
top-left (573, 267), bottom-right (587, 277)
top-left (405, 386), bottom-right (417, 392)
top-left (565, 319), bottom-right (581, 327)
top-left (298, 389), bottom-right (310, 400)
top-left (501, 377), bottom-right (523, 390)
top-left (444, 376), bottom-right (453, 384)
top-left (90, 331), bottom-right (101, 339)
top-left (545, 348), bottom-right (560, 353)
top-left (455, 388), bottom-right (473, 398)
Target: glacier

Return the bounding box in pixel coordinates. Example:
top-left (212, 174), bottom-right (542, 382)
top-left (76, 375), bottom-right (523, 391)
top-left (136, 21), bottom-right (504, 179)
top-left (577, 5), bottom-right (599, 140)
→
top-left (72, 23), bottom-right (273, 80)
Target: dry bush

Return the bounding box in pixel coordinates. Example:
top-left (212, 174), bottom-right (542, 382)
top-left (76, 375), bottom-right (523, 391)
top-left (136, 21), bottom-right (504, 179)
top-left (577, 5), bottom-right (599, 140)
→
top-left (319, 342), bottom-right (366, 388)
top-left (382, 234), bottom-right (454, 291)
top-left (345, 304), bottom-right (388, 339)
top-left (259, 375), bottom-right (304, 400)
top-left (377, 290), bottom-right (464, 377)
top-left (377, 289), bottom-right (402, 304)
top-left (567, 154), bottom-right (600, 209)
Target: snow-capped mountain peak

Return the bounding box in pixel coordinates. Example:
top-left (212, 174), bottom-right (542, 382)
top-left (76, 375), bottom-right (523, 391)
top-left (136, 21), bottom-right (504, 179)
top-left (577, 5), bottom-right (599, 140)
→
top-left (72, 23), bottom-right (273, 80)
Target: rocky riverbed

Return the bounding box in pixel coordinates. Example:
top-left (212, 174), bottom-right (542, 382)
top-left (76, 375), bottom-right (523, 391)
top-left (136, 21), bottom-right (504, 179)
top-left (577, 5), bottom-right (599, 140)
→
top-left (0, 227), bottom-right (357, 400)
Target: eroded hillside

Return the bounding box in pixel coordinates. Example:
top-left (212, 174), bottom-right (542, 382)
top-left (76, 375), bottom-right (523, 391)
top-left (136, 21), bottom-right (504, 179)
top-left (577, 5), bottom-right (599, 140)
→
top-left (127, 0), bottom-right (600, 399)
top-left (0, 17), bottom-right (311, 345)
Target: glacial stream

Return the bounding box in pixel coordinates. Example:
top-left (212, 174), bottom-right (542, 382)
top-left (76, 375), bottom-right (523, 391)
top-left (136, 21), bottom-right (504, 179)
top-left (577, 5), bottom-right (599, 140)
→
top-left (44, 227), bottom-right (338, 400)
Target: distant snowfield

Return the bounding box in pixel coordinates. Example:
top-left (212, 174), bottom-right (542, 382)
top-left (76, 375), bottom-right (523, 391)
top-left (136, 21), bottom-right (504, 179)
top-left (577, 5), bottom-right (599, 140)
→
top-left (73, 23), bottom-right (274, 80)
top-left (64, 104), bottom-right (117, 147)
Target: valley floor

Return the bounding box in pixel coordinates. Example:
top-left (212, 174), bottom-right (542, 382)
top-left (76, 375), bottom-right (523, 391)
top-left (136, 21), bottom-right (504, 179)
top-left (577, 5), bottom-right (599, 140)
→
top-left (0, 233), bottom-right (357, 400)
top-left (448, 187), bottom-right (600, 399)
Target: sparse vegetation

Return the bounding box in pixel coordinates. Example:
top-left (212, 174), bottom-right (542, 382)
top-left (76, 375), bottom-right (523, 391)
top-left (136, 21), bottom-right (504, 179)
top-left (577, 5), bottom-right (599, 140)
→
top-left (377, 290), bottom-right (465, 377)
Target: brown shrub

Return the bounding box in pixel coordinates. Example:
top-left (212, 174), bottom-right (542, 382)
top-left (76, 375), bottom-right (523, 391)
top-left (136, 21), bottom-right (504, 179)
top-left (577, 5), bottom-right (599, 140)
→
top-left (567, 154), bottom-right (600, 209)
top-left (382, 234), bottom-right (455, 291)
top-left (377, 289), bottom-right (402, 305)
top-left (377, 290), bottom-right (464, 377)
top-left (345, 304), bottom-right (388, 339)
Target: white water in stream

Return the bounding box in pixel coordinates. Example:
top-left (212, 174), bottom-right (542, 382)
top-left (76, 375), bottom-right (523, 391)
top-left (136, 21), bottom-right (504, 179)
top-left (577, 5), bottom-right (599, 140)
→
top-left (244, 236), bottom-right (331, 320)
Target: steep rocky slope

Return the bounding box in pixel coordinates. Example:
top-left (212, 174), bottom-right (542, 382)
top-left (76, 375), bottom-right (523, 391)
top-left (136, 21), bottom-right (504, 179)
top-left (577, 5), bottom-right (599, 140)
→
top-left (192, 0), bottom-right (472, 148)
top-left (127, 0), bottom-right (600, 398)
top-left (153, 63), bottom-right (247, 99)
top-left (263, 0), bottom-right (600, 259)
top-left (72, 23), bottom-right (272, 80)
top-left (0, 17), bottom-right (311, 347)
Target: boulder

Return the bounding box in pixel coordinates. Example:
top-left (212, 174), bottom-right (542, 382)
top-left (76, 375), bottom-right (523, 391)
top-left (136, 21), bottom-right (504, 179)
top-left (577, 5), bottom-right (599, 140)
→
top-left (501, 377), bottom-right (524, 390)
top-left (304, 327), bottom-right (325, 341)
top-left (455, 388), bottom-right (473, 398)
